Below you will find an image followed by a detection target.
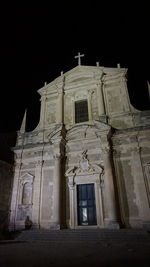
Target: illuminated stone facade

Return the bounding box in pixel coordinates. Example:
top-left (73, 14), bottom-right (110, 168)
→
top-left (9, 65), bottom-right (150, 230)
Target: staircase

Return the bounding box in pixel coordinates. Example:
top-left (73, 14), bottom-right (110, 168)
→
top-left (14, 229), bottom-right (150, 243)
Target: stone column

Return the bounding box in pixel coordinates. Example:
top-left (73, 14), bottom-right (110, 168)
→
top-left (53, 154), bottom-right (62, 229)
top-left (68, 176), bottom-right (75, 229)
top-left (103, 148), bottom-right (119, 228)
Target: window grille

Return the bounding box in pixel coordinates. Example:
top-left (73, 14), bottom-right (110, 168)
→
top-left (75, 100), bottom-right (89, 123)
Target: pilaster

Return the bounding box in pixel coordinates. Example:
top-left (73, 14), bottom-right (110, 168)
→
top-left (32, 160), bottom-right (44, 229)
top-left (131, 147), bottom-right (150, 227)
top-left (52, 153), bottom-right (62, 229)
top-left (102, 147), bottom-right (120, 228)
top-left (68, 177), bottom-right (76, 229)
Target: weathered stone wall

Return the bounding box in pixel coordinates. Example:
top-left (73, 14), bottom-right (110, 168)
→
top-left (112, 126), bottom-right (150, 228)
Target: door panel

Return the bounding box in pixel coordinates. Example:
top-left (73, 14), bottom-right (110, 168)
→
top-left (77, 184), bottom-right (97, 226)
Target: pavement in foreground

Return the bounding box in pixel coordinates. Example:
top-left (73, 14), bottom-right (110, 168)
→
top-left (0, 229), bottom-right (150, 267)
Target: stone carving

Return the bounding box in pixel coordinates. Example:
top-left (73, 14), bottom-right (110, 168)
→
top-left (66, 150), bottom-right (104, 176)
top-left (79, 150), bottom-right (90, 172)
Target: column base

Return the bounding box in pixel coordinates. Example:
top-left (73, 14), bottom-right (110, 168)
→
top-left (128, 218), bottom-right (143, 229)
top-left (142, 222), bottom-right (150, 229)
top-left (49, 223), bottom-right (61, 230)
top-left (104, 219), bottom-right (120, 229)
top-left (8, 224), bottom-right (15, 232)
top-left (99, 115), bottom-right (108, 123)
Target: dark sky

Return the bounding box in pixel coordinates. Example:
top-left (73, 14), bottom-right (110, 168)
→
top-left (0, 2), bottom-right (149, 132)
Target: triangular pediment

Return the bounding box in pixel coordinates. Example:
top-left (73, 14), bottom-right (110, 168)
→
top-left (64, 66), bottom-right (103, 84)
top-left (38, 64), bottom-right (127, 96)
top-left (20, 173), bottom-right (34, 183)
top-left (38, 65), bottom-right (104, 95)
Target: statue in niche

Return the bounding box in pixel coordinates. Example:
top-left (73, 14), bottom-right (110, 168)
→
top-left (79, 150), bottom-right (90, 172)
top-left (22, 182), bottom-right (32, 205)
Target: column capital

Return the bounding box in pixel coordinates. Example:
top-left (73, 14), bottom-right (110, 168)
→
top-left (53, 153), bottom-right (62, 160)
top-left (35, 160), bottom-right (44, 167)
top-left (132, 146), bottom-right (141, 154)
top-left (102, 146), bottom-right (111, 155)
top-left (112, 148), bottom-right (121, 157)
top-left (68, 184), bottom-right (75, 190)
top-left (96, 176), bottom-right (104, 188)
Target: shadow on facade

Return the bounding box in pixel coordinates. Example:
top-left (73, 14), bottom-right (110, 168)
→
top-left (0, 132), bottom-right (17, 238)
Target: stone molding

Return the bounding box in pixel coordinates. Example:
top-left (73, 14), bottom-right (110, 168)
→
top-left (19, 172), bottom-right (34, 184)
top-left (66, 120), bottom-right (111, 141)
top-left (66, 150), bottom-right (104, 177)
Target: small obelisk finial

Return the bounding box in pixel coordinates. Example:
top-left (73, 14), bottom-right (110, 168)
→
top-left (20, 109), bottom-right (27, 133)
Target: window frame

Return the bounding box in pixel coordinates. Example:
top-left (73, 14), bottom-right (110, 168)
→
top-left (74, 99), bottom-right (89, 124)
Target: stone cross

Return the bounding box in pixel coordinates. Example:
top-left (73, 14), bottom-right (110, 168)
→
top-left (74, 52), bottom-right (85, 65)
top-left (117, 63), bottom-right (121, 68)
top-left (96, 62), bottom-right (100, 67)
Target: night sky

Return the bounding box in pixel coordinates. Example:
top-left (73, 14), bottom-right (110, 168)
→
top-left (0, 2), bottom-right (149, 132)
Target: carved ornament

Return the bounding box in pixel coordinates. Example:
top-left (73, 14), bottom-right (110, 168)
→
top-left (66, 150), bottom-right (104, 176)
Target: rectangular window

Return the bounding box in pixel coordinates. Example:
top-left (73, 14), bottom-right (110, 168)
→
top-left (75, 100), bottom-right (89, 123)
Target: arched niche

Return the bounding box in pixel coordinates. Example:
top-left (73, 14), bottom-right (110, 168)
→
top-left (19, 173), bottom-right (34, 205)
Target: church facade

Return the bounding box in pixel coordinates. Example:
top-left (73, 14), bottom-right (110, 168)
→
top-left (9, 62), bottom-right (150, 230)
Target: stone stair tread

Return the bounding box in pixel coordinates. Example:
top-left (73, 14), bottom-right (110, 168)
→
top-left (14, 229), bottom-right (150, 242)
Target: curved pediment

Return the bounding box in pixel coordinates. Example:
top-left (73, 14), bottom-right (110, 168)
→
top-left (47, 125), bottom-right (66, 143)
top-left (66, 121), bottom-right (111, 140)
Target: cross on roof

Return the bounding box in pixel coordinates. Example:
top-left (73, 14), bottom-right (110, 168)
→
top-left (74, 52), bottom-right (85, 65)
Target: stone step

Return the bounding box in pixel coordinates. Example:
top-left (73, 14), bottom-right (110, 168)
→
top-left (15, 229), bottom-right (150, 242)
